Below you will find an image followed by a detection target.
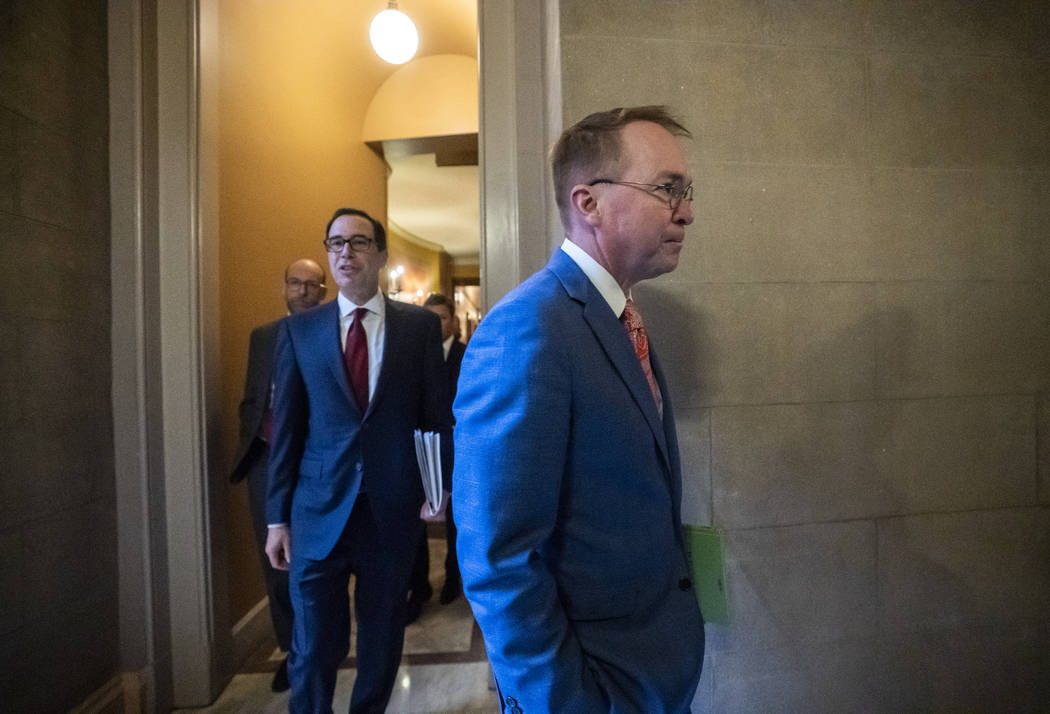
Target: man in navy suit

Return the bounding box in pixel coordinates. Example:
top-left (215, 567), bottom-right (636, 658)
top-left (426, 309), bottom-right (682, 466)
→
top-left (231, 258), bottom-right (326, 692)
top-left (453, 106), bottom-right (705, 713)
top-left (405, 293), bottom-right (467, 622)
top-left (265, 208), bottom-right (451, 713)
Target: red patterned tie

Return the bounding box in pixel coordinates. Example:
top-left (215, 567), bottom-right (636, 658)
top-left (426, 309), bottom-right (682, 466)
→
top-left (344, 307), bottom-right (369, 412)
top-left (621, 298), bottom-right (663, 415)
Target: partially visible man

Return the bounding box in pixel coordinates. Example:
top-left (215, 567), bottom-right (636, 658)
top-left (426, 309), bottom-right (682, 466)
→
top-left (265, 208), bottom-right (451, 713)
top-left (230, 258), bottom-right (326, 692)
top-left (453, 106), bottom-right (705, 712)
top-left (406, 292), bottom-right (466, 621)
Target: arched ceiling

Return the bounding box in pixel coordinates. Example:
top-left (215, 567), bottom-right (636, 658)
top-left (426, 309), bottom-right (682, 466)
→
top-left (230, 0), bottom-right (479, 258)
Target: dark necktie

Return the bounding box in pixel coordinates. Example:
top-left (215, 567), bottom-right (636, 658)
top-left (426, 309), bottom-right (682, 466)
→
top-left (344, 307), bottom-right (369, 412)
top-left (621, 298), bottom-right (663, 415)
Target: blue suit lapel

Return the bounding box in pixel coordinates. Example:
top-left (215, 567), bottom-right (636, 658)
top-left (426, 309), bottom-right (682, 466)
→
top-left (317, 300), bottom-right (359, 414)
top-left (548, 251), bottom-right (671, 468)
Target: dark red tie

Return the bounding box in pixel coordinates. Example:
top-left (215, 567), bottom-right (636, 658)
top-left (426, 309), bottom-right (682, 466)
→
top-left (621, 298), bottom-right (662, 415)
top-left (344, 307), bottom-right (369, 412)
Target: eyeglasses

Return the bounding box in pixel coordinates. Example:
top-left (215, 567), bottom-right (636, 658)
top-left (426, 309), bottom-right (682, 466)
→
top-left (285, 278), bottom-right (325, 291)
top-left (323, 234), bottom-right (376, 253)
top-left (588, 179), bottom-right (694, 211)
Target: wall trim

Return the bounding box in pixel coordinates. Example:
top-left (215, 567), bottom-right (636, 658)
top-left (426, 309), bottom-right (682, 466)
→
top-left (69, 675), bottom-right (124, 714)
top-left (478, 0), bottom-right (563, 309)
top-left (231, 597), bottom-right (274, 671)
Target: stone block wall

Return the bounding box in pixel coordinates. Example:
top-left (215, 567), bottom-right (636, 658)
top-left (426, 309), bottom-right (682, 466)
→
top-left (0, 1), bottom-right (119, 711)
top-left (561, 1), bottom-right (1050, 709)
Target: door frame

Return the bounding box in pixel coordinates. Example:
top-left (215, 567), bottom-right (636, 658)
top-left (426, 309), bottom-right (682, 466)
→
top-left (108, 0), bottom-right (562, 707)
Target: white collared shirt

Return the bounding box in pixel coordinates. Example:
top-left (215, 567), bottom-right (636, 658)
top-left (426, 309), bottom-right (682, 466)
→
top-left (561, 238), bottom-right (661, 407)
top-left (441, 334), bottom-right (454, 360)
top-left (560, 237), bottom-right (628, 318)
top-left (337, 290), bottom-right (386, 402)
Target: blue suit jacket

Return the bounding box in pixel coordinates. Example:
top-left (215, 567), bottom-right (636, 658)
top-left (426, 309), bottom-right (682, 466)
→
top-left (453, 250), bottom-right (705, 713)
top-left (266, 297), bottom-right (451, 563)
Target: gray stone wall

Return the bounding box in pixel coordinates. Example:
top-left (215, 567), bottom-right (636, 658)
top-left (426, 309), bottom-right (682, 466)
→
top-left (562, 1), bottom-right (1050, 710)
top-left (0, 1), bottom-right (119, 711)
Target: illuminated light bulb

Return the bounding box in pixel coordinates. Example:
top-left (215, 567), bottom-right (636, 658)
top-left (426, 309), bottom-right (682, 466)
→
top-left (369, 4), bottom-right (419, 65)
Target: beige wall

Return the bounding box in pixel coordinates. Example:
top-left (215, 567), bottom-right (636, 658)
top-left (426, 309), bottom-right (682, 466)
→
top-left (561, 2), bottom-right (1050, 710)
top-left (387, 224), bottom-right (446, 301)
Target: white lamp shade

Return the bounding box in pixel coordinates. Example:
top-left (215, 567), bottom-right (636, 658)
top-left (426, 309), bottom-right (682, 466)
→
top-left (369, 8), bottom-right (419, 65)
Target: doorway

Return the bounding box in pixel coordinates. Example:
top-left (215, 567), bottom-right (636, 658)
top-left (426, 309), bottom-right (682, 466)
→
top-left (110, 0), bottom-right (562, 708)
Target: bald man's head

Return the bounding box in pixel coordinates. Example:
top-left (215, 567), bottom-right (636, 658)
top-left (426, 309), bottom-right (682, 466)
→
top-left (283, 258), bottom-right (327, 314)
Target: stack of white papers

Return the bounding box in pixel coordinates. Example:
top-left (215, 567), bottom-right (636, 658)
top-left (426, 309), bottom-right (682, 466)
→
top-left (413, 430), bottom-right (443, 516)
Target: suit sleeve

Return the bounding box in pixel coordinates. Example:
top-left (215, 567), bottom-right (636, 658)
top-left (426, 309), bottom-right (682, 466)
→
top-left (452, 299), bottom-right (609, 712)
top-left (265, 318), bottom-right (308, 525)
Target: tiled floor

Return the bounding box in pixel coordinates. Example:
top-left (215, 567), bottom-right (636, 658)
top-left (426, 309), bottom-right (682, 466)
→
top-left (177, 537), bottom-right (499, 714)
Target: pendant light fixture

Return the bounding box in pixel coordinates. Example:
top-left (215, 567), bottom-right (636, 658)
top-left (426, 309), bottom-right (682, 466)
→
top-left (369, 1), bottom-right (419, 65)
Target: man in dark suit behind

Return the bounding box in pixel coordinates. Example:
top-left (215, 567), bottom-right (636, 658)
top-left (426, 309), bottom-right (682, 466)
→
top-left (230, 258), bottom-right (326, 692)
top-left (453, 106), bottom-right (705, 712)
top-left (265, 208), bottom-right (451, 713)
top-left (405, 292), bottom-right (467, 621)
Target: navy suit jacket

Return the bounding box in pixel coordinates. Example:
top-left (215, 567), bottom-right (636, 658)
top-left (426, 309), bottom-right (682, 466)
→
top-left (267, 297), bottom-right (451, 563)
top-left (446, 338), bottom-right (465, 401)
top-left (231, 319), bottom-right (280, 482)
top-left (453, 250), bottom-right (705, 713)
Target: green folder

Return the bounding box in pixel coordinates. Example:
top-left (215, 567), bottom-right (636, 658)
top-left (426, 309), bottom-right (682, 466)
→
top-left (683, 525), bottom-right (730, 624)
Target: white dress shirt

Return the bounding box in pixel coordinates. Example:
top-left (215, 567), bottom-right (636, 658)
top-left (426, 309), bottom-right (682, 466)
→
top-left (561, 237), bottom-right (662, 405)
top-left (337, 290), bottom-right (386, 403)
top-left (560, 238), bottom-right (627, 318)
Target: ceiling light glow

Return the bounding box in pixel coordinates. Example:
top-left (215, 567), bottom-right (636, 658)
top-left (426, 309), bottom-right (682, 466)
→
top-left (369, 5), bottom-right (419, 65)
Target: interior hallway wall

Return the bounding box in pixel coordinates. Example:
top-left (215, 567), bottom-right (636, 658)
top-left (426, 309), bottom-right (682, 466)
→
top-left (0, 1), bottom-right (120, 711)
top-left (560, 1), bottom-right (1050, 710)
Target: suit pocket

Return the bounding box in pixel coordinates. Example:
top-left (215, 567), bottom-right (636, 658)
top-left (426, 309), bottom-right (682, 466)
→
top-left (563, 584), bottom-right (638, 622)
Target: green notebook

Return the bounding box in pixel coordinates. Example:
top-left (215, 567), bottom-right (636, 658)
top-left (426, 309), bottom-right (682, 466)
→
top-left (683, 525), bottom-right (729, 624)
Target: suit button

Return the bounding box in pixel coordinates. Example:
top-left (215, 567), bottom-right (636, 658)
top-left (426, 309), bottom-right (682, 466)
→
top-left (679, 577), bottom-right (692, 591)
top-left (355, 462), bottom-right (363, 472)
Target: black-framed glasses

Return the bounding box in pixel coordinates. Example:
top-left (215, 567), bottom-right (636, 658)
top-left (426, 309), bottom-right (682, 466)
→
top-left (588, 179), bottom-right (694, 211)
top-left (285, 278), bottom-right (325, 291)
top-left (323, 234), bottom-right (375, 253)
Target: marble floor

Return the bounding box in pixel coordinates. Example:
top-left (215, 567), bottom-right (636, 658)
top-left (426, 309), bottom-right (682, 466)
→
top-left (177, 536), bottom-right (499, 714)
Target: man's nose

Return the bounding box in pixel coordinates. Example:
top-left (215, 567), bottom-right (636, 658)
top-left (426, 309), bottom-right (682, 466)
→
top-left (673, 198), bottom-right (694, 226)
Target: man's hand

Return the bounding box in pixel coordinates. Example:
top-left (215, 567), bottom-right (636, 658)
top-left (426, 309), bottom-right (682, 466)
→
top-left (265, 525), bottom-right (292, 571)
top-left (420, 489), bottom-right (450, 522)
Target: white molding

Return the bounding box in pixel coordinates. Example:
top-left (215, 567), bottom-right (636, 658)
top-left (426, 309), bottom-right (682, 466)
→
top-left (388, 217), bottom-right (450, 253)
top-left (156, 0), bottom-right (229, 705)
top-left (70, 676), bottom-right (125, 714)
top-left (478, 0), bottom-right (563, 310)
top-left (231, 597), bottom-right (275, 671)
top-left (109, 0), bottom-right (170, 711)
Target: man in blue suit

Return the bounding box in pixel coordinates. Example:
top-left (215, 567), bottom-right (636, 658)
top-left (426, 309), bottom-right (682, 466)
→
top-left (265, 208), bottom-right (451, 713)
top-left (453, 106), bottom-right (705, 713)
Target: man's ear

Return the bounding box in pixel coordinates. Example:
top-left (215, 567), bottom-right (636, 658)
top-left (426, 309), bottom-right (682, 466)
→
top-left (569, 184), bottom-right (601, 227)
